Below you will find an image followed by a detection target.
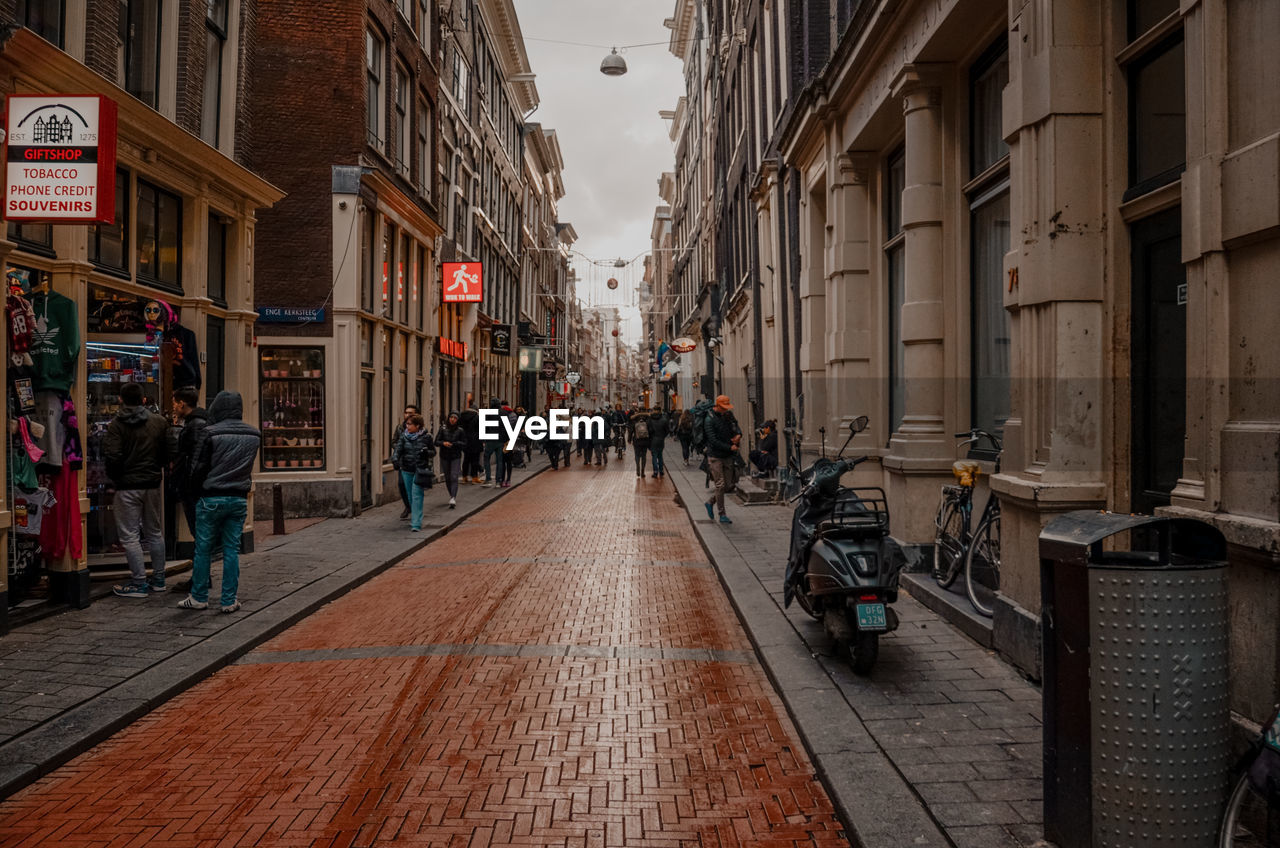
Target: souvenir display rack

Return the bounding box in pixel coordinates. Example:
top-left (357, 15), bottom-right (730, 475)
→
top-left (259, 346), bottom-right (325, 470)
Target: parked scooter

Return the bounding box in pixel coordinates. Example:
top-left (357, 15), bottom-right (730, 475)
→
top-left (783, 415), bottom-right (903, 674)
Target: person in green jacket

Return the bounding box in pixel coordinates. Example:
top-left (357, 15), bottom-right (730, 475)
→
top-left (106, 382), bottom-right (177, 598)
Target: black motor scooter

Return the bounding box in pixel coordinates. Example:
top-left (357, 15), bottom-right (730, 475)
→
top-left (783, 416), bottom-right (903, 674)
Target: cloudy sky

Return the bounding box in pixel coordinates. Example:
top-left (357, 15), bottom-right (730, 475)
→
top-left (511, 0), bottom-right (684, 342)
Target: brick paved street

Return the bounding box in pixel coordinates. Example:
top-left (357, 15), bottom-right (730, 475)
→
top-left (0, 461), bottom-right (847, 847)
top-left (666, 462), bottom-right (1044, 848)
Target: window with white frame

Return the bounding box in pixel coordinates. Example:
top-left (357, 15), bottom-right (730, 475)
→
top-left (452, 51), bottom-right (470, 117)
top-left (394, 63), bottom-right (411, 177)
top-left (202, 0), bottom-right (228, 146)
top-left (417, 99), bottom-right (432, 199)
top-left (123, 0), bottom-right (163, 108)
top-left (366, 28), bottom-right (385, 152)
top-left (418, 0), bottom-right (432, 51)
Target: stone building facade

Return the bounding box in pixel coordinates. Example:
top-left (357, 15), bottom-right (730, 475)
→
top-left (661, 0), bottom-right (1280, 731)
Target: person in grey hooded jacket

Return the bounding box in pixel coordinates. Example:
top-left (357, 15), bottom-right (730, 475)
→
top-left (178, 391), bottom-right (261, 613)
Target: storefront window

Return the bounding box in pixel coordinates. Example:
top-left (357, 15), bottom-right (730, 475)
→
top-left (7, 221), bottom-right (52, 252)
top-left (970, 189), bottom-right (1011, 434)
top-left (136, 178), bottom-right (182, 290)
top-left (207, 214), bottom-right (227, 303)
top-left (970, 41), bottom-right (1009, 178)
top-left (884, 149), bottom-right (906, 437)
top-left (361, 208), bottom-right (376, 313)
top-left (360, 319), bottom-right (373, 365)
top-left (259, 346), bottom-right (325, 471)
top-left (398, 232), bottom-right (411, 324)
top-left (88, 169), bottom-right (129, 272)
top-left (381, 219), bottom-right (393, 315)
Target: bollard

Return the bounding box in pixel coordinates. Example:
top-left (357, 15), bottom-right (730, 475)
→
top-left (272, 483), bottom-right (285, 536)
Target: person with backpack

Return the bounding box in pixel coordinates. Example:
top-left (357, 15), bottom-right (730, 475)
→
top-left (676, 409), bottom-right (694, 465)
top-left (648, 411), bottom-right (670, 479)
top-left (700, 395), bottom-right (742, 525)
top-left (631, 411), bottom-right (652, 478)
top-left (391, 413), bottom-right (435, 531)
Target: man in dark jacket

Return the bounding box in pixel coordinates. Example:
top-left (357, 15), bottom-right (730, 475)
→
top-left (171, 386), bottom-right (208, 537)
top-left (177, 391), bottom-right (260, 613)
top-left (107, 382), bottom-right (177, 598)
top-left (458, 400), bottom-right (483, 483)
top-left (648, 411), bottom-right (670, 479)
top-left (702, 394), bottom-right (742, 524)
top-left (631, 410), bottom-right (652, 477)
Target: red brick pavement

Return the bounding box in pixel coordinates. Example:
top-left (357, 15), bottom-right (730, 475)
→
top-left (0, 463), bottom-right (847, 847)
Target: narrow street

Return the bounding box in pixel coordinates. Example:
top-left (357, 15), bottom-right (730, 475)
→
top-left (0, 462), bottom-right (847, 847)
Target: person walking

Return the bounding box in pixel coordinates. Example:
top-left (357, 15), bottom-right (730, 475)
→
top-left (436, 411), bottom-right (467, 508)
top-left (177, 391), bottom-right (261, 613)
top-left (391, 412), bottom-right (434, 531)
top-left (631, 411), bottom-right (652, 478)
top-left (391, 404), bottom-right (419, 519)
top-left (482, 397), bottom-right (505, 487)
top-left (107, 382), bottom-right (177, 598)
top-left (702, 395), bottom-right (742, 525)
top-left (170, 385), bottom-right (208, 539)
top-left (676, 409), bottom-right (694, 465)
top-left (458, 400), bottom-right (482, 484)
top-left (649, 411), bottom-right (670, 479)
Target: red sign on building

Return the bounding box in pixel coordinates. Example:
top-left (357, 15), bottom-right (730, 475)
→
top-left (437, 337), bottom-right (468, 361)
top-left (442, 262), bottom-right (483, 303)
top-left (4, 94), bottom-right (118, 224)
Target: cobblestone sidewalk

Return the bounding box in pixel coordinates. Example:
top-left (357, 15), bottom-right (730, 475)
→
top-left (0, 457), bottom-right (548, 798)
top-left (666, 461), bottom-right (1045, 848)
top-left (0, 459), bottom-right (847, 847)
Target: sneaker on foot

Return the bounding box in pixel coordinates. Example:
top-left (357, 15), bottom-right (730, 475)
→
top-left (177, 595), bottom-right (208, 610)
top-left (112, 583), bottom-right (148, 599)
top-left (411, 527), bottom-right (421, 532)
top-left (720, 515), bottom-right (733, 524)
top-left (147, 582), bottom-right (168, 594)
top-left (704, 503), bottom-right (714, 520)
top-left (400, 508), bottom-right (411, 520)
top-left (220, 600), bottom-right (241, 614)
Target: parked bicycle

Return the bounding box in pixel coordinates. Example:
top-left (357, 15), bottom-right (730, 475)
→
top-left (1220, 704), bottom-right (1280, 846)
top-left (932, 428), bottom-right (1002, 617)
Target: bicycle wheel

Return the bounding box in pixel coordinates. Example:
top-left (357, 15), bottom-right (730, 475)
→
top-left (965, 507), bottom-right (1001, 617)
top-left (1220, 769), bottom-right (1280, 847)
top-left (933, 499), bottom-right (965, 589)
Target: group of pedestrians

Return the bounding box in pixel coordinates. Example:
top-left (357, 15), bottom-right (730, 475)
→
top-left (109, 384), bottom-right (260, 613)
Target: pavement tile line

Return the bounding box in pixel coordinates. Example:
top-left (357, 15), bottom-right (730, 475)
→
top-left (0, 459), bottom-right (552, 802)
top-left (0, 460), bottom-right (852, 847)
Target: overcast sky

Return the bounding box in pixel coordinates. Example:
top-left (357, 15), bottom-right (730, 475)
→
top-left (512, 0), bottom-right (684, 343)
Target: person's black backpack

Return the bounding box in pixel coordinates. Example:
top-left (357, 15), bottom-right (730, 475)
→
top-left (689, 399), bottom-right (714, 454)
top-left (633, 418), bottom-right (650, 441)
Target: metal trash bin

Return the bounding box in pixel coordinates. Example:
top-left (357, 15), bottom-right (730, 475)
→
top-left (1040, 511), bottom-right (1230, 848)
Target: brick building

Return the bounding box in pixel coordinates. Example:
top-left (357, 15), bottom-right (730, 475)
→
top-left (250, 0), bottom-right (442, 515)
top-left (0, 4), bottom-right (281, 627)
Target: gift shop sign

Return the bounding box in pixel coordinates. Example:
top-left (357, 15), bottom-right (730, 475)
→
top-left (442, 262), bottom-right (482, 303)
top-left (4, 95), bottom-right (118, 224)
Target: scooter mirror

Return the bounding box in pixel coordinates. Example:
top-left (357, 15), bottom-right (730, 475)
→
top-left (851, 415), bottom-right (869, 434)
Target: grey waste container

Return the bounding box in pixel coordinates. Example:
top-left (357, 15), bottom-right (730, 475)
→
top-left (1040, 511), bottom-right (1230, 848)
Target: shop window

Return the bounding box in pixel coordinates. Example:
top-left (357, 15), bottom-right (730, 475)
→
top-left (260, 346), bottom-right (326, 471)
top-left (381, 219), bottom-right (393, 315)
top-left (1122, 1), bottom-right (1185, 197)
top-left (19, 0), bottom-right (64, 48)
top-left (394, 62), bottom-right (411, 178)
top-left (398, 232), bottom-right (411, 325)
top-left (360, 319), bottom-right (373, 366)
top-left (417, 99), bottom-right (432, 199)
top-left (89, 169), bottom-right (129, 272)
top-left (206, 315), bottom-right (225, 398)
top-left (970, 188), bottom-right (1011, 435)
top-left (136, 178), bottom-right (182, 291)
top-left (361, 208), bottom-right (376, 313)
top-left (207, 214), bottom-right (227, 303)
top-left (202, 0), bottom-right (228, 147)
top-left (7, 221), bottom-right (52, 253)
top-left (382, 329), bottom-right (392, 458)
top-left (884, 149), bottom-right (905, 437)
top-left (970, 40), bottom-right (1009, 178)
top-left (123, 0), bottom-right (163, 109)
top-left (366, 28), bottom-right (385, 153)
top-left (416, 243), bottom-right (426, 330)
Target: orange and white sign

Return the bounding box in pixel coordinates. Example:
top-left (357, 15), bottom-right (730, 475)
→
top-left (5, 94), bottom-right (118, 223)
top-left (442, 262), bottom-right (483, 303)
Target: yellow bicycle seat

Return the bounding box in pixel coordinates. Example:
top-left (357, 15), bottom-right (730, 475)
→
top-left (951, 460), bottom-right (981, 487)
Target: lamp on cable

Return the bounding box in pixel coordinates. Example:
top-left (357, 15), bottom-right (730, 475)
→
top-left (600, 47), bottom-right (627, 77)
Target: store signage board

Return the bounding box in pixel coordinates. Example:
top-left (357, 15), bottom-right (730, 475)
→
top-left (566, 371), bottom-right (581, 385)
top-left (518, 346), bottom-right (542, 373)
top-left (4, 94), bottom-right (118, 223)
top-left (437, 337), bottom-right (467, 361)
top-left (491, 323), bottom-right (512, 356)
top-left (442, 262), bottom-right (483, 303)
top-left (257, 307), bottom-right (325, 324)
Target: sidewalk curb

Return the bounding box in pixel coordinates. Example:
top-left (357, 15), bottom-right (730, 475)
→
top-left (0, 463), bottom-right (549, 801)
top-left (666, 467), bottom-right (953, 848)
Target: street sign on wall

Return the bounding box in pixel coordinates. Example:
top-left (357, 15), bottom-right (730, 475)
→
top-left (4, 94), bottom-right (118, 223)
top-left (442, 262), bottom-right (483, 303)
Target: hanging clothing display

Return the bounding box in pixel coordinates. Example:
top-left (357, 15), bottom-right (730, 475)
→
top-left (63, 398), bottom-right (83, 469)
top-left (40, 463), bottom-right (82, 562)
top-left (6, 291), bottom-right (35, 367)
top-left (8, 439), bottom-right (38, 492)
top-left (29, 290), bottom-right (80, 393)
top-left (32, 389), bottom-right (65, 468)
top-left (14, 488), bottom-right (56, 536)
top-left (166, 323), bottom-right (201, 390)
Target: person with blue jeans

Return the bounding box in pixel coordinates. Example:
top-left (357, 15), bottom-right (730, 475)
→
top-left (178, 391), bottom-right (261, 613)
top-left (391, 413), bottom-right (433, 530)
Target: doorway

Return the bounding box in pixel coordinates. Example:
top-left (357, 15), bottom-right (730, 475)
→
top-left (360, 373), bottom-right (373, 510)
top-left (1129, 207), bottom-right (1186, 515)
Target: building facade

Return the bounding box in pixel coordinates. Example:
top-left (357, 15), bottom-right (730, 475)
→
top-left (662, 0), bottom-right (1280, 734)
top-left (0, 5), bottom-right (281, 627)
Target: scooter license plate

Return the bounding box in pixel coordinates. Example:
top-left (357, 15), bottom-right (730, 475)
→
top-left (856, 603), bottom-right (887, 631)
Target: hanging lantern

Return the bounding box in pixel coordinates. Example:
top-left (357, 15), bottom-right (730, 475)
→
top-left (600, 47), bottom-right (627, 77)
top-left (607, 277), bottom-right (619, 290)
top-left (612, 328), bottom-right (620, 337)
